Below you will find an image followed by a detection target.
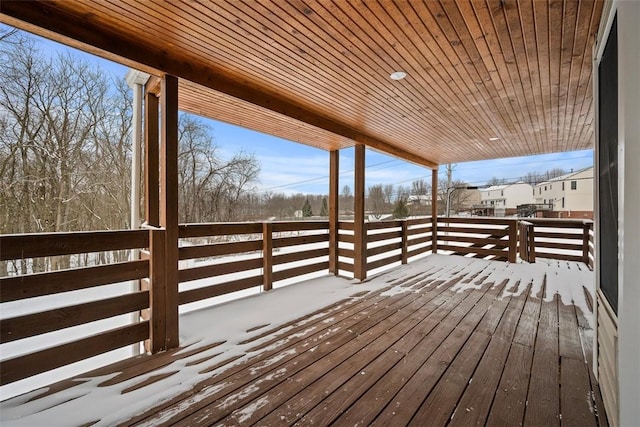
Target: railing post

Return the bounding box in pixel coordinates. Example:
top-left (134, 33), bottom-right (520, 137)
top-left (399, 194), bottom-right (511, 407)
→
top-left (263, 222), bottom-right (273, 291)
top-left (528, 223), bottom-right (536, 263)
top-left (508, 220), bottom-right (517, 263)
top-left (401, 221), bottom-right (409, 264)
top-left (354, 222), bottom-right (368, 280)
top-left (149, 228), bottom-right (167, 353)
top-left (582, 222), bottom-right (591, 265)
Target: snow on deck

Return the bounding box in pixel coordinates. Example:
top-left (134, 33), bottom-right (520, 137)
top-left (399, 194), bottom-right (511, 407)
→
top-left (0, 254), bottom-right (595, 426)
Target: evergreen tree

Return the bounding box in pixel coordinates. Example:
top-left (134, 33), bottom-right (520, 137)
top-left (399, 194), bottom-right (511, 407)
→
top-left (392, 199), bottom-right (410, 219)
top-left (320, 197), bottom-right (328, 216)
top-left (302, 198), bottom-right (313, 217)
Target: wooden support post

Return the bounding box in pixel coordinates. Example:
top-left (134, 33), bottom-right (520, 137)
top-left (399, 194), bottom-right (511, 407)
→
top-left (354, 144), bottom-right (367, 280)
top-left (148, 228), bottom-right (166, 353)
top-left (263, 222), bottom-right (273, 291)
top-left (508, 219), bottom-right (518, 263)
top-left (582, 222), bottom-right (591, 265)
top-left (401, 221), bottom-right (409, 264)
top-left (431, 168), bottom-right (438, 254)
top-left (528, 224), bottom-right (536, 263)
top-left (329, 150), bottom-right (339, 275)
top-left (160, 74), bottom-right (179, 349)
top-left (144, 85), bottom-right (159, 227)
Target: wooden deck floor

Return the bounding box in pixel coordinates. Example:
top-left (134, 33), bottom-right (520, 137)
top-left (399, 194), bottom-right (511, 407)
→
top-left (1, 256), bottom-right (607, 426)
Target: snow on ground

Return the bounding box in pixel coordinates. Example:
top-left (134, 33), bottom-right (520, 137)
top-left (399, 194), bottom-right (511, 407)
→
top-left (0, 254), bottom-right (594, 426)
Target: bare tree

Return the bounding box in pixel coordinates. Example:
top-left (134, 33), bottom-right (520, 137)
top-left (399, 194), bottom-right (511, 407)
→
top-left (367, 184), bottom-right (387, 219)
top-left (340, 184), bottom-right (353, 213)
top-left (411, 178), bottom-right (429, 197)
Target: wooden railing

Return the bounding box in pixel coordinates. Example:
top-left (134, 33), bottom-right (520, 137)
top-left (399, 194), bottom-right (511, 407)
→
top-left (516, 218), bottom-right (593, 265)
top-left (0, 228), bottom-right (165, 385)
top-left (0, 216), bottom-right (594, 389)
top-left (177, 221), bottom-right (330, 306)
top-left (338, 218), bottom-right (433, 276)
top-left (436, 217), bottom-right (518, 262)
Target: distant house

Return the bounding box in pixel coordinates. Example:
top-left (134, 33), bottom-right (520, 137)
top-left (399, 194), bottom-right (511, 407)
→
top-left (534, 167), bottom-right (594, 219)
top-left (478, 182), bottom-right (534, 216)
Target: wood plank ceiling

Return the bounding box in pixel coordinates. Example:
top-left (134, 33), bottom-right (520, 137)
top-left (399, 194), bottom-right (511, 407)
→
top-left (0, 0), bottom-right (603, 168)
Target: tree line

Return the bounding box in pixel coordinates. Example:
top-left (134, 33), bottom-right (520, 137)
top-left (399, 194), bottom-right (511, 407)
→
top-left (0, 29), bottom-right (260, 239)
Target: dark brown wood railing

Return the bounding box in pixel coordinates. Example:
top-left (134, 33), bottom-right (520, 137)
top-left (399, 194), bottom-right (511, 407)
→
top-left (0, 229), bottom-right (163, 385)
top-left (337, 218), bottom-right (433, 276)
top-left (519, 218), bottom-right (593, 265)
top-left (177, 221), bottom-right (330, 306)
top-left (436, 217), bottom-right (518, 262)
top-left (0, 216), bottom-right (593, 388)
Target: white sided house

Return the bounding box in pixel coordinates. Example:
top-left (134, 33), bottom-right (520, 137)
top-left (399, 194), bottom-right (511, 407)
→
top-left (534, 167), bottom-right (594, 219)
top-left (479, 182), bottom-right (533, 216)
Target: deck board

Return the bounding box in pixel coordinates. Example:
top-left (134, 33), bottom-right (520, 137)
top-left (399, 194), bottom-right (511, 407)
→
top-left (0, 256), bottom-right (606, 427)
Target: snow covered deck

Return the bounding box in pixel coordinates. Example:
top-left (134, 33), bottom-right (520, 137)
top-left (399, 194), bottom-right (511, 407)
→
top-left (1, 255), bottom-right (606, 426)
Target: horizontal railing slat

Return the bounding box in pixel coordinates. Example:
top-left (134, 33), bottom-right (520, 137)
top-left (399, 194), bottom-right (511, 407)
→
top-left (273, 248), bottom-right (329, 265)
top-left (272, 233), bottom-right (329, 248)
top-left (407, 235), bottom-right (432, 246)
top-left (338, 248), bottom-right (355, 258)
top-left (0, 260), bottom-right (149, 303)
top-left (271, 221), bottom-right (329, 232)
top-left (337, 261), bottom-right (354, 272)
top-left (406, 217), bottom-right (434, 226)
top-left (1, 291), bottom-right (149, 343)
top-left (338, 234), bottom-right (355, 244)
top-left (366, 230), bottom-right (403, 243)
top-left (534, 241), bottom-right (584, 251)
top-left (0, 322), bottom-right (149, 385)
top-left (179, 275), bottom-right (264, 305)
top-left (367, 242), bottom-right (402, 257)
top-left (179, 258), bottom-right (263, 283)
top-left (526, 219), bottom-right (591, 228)
top-left (438, 235), bottom-right (508, 247)
top-left (338, 221), bottom-right (355, 231)
top-left (534, 252), bottom-right (584, 262)
top-left (179, 240), bottom-right (262, 260)
top-left (439, 217), bottom-right (514, 225)
top-left (0, 229), bottom-right (149, 260)
top-left (368, 254), bottom-right (402, 270)
top-left (179, 223), bottom-right (262, 238)
top-left (366, 220), bottom-right (403, 230)
top-left (407, 226), bottom-right (432, 236)
top-left (273, 261), bottom-right (329, 282)
top-left (407, 245), bottom-right (432, 259)
top-left (438, 244), bottom-right (507, 258)
top-left (437, 226), bottom-right (509, 236)
top-left (533, 231), bottom-right (582, 240)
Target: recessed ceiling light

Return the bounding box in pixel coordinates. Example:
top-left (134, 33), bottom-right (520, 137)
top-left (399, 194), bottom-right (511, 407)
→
top-left (489, 137), bottom-right (500, 141)
top-left (390, 71), bottom-right (407, 80)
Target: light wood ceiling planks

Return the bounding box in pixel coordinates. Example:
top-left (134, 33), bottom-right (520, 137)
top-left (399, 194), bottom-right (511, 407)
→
top-left (0, 0), bottom-right (603, 167)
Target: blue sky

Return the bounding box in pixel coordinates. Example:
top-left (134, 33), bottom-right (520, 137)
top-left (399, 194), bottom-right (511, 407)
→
top-left (15, 26), bottom-right (594, 196)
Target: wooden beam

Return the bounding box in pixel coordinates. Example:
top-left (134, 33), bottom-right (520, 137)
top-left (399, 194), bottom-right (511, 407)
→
top-left (329, 150), bottom-right (339, 275)
top-left (160, 74), bottom-right (179, 349)
top-left (145, 88), bottom-right (160, 227)
top-left (0, 1), bottom-right (438, 170)
top-left (432, 168), bottom-right (438, 254)
top-left (354, 144), bottom-right (366, 281)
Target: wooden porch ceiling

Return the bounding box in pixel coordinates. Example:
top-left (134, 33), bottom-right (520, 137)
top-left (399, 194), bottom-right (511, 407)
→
top-left (0, 0), bottom-right (603, 168)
